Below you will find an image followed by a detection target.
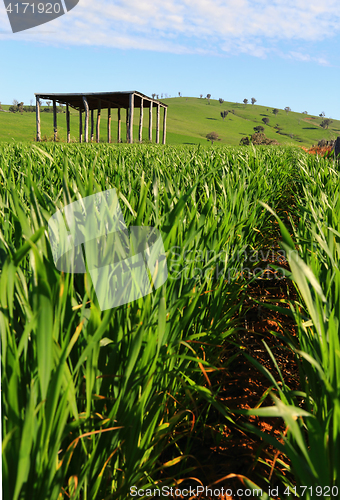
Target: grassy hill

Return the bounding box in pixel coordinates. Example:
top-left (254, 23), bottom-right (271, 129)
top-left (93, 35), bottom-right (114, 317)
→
top-left (1, 97), bottom-right (339, 147)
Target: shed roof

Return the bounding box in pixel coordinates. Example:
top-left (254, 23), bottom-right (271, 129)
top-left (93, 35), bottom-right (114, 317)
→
top-left (34, 91), bottom-right (167, 111)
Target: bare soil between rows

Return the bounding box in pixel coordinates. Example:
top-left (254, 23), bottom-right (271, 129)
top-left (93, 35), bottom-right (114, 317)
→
top-left (157, 252), bottom-right (302, 500)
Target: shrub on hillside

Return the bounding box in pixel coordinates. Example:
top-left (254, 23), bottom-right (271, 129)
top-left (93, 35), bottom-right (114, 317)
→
top-left (240, 136), bottom-right (250, 145)
top-left (240, 132), bottom-right (279, 146)
top-left (318, 139), bottom-right (335, 148)
top-left (251, 132), bottom-right (279, 145)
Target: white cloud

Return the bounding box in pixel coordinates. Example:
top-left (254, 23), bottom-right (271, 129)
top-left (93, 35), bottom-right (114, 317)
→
top-left (0, 0), bottom-right (339, 62)
top-left (286, 51), bottom-right (330, 65)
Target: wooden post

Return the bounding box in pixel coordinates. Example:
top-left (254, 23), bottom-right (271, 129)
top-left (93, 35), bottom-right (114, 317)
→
top-left (128, 93), bottom-right (134, 143)
top-left (162, 107), bottom-right (167, 145)
top-left (36, 96), bottom-right (41, 142)
top-left (66, 104), bottom-right (70, 143)
top-left (156, 103), bottom-right (160, 144)
top-left (149, 101), bottom-right (153, 142)
top-left (79, 108), bottom-right (83, 143)
top-left (82, 96), bottom-right (89, 143)
top-left (53, 100), bottom-right (57, 142)
top-left (334, 136), bottom-right (340, 160)
top-left (126, 108), bottom-right (129, 142)
top-left (117, 108), bottom-right (121, 143)
top-left (139, 98), bottom-right (143, 143)
top-left (96, 100), bottom-right (101, 143)
top-left (90, 109), bottom-right (94, 142)
top-left (107, 106), bottom-right (111, 143)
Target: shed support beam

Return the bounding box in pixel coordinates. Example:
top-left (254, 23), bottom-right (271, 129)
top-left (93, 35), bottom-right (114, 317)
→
top-left (126, 108), bottom-right (129, 142)
top-left (90, 110), bottom-right (94, 142)
top-left (128, 93), bottom-right (134, 144)
top-left (53, 100), bottom-right (57, 142)
top-left (139, 98), bottom-right (143, 143)
top-left (149, 101), bottom-right (153, 142)
top-left (117, 108), bottom-right (121, 143)
top-left (107, 107), bottom-right (111, 143)
top-left (79, 109), bottom-right (83, 143)
top-left (82, 96), bottom-right (89, 143)
top-left (96, 100), bottom-right (101, 143)
top-left (66, 104), bottom-right (70, 143)
top-left (36, 97), bottom-right (41, 142)
top-left (156, 104), bottom-right (160, 144)
top-left (162, 107), bottom-right (167, 145)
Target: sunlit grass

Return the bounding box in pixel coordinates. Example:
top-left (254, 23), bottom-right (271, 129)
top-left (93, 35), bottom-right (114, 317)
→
top-left (1, 142), bottom-right (320, 499)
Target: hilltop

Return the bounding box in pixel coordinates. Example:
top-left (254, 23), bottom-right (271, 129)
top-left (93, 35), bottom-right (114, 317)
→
top-left (0, 96), bottom-right (339, 147)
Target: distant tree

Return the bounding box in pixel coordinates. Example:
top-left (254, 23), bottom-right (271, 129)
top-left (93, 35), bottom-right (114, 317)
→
top-left (320, 119), bottom-right (332, 129)
top-left (262, 117), bottom-right (269, 125)
top-left (152, 94), bottom-right (156, 99)
top-left (18, 102), bottom-right (24, 114)
top-left (46, 101), bottom-right (51, 107)
top-left (272, 108), bottom-right (279, 116)
top-left (253, 125), bottom-right (264, 133)
top-left (251, 97), bottom-right (257, 105)
top-left (156, 95), bottom-right (159, 99)
top-left (219, 98), bottom-right (224, 105)
top-left (319, 111), bottom-right (325, 117)
top-left (178, 92), bottom-right (181, 97)
top-left (220, 110), bottom-right (228, 120)
top-left (302, 111), bottom-right (308, 114)
top-left (161, 93), bottom-right (163, 98)
top-left (243, 99), bottom-right (248, 106)
top-left (200, 94), bottom-right (203, 98)
top-left (284, 107), bottom-right (291, 114)
top-left (206, 94), bottom-right (211, 104)
top-left (206, 131), bottom-right (219, 144)
top-left (9, 99), bottom-right (19, 112)
top-left (0, 101), bottom-right (2, 110)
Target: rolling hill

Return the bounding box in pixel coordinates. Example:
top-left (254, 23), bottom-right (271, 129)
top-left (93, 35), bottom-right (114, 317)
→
top-left (0, 96), bottom-right (339, 147)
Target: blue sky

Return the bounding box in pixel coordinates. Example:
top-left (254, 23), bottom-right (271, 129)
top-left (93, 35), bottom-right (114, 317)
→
top-left (1, 0), bottom-right (340, 119)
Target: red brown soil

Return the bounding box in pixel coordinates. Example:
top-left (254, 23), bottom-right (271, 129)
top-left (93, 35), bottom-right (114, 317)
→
top-left (159, 253), bottom-right (301, 500)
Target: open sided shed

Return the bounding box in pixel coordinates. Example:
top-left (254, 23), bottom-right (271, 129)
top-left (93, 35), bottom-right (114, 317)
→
top-left (34, 91), bottom-right (168, 144)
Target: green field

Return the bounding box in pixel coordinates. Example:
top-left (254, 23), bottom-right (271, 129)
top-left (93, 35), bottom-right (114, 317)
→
top-left (1, 97), bottom-right (339, 147)
top-left (1, 142), bottom-right (340, 499)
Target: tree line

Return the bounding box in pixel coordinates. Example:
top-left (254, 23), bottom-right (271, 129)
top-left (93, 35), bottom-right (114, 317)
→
top-left (2, 99), bottom-right (65, 114)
